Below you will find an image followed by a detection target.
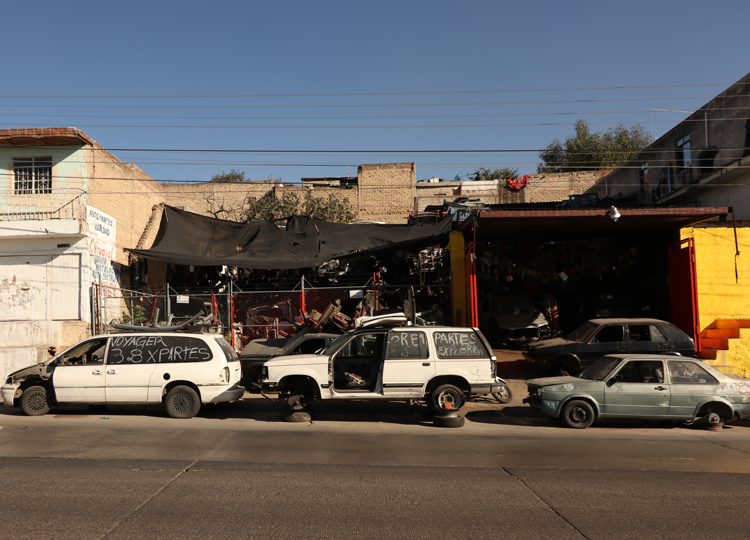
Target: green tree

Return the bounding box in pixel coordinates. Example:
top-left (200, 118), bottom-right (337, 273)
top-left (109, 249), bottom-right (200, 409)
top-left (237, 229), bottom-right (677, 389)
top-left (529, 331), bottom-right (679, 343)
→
top-left (538, 120), bottom-right (650, 173)
top-left (210, 169), bottom-right (248, 183)
top-left (470, 166), bottom-right (520, 181)
top-left (302, 193), bottom-right (357, 222)
top-left (243, 189), bottom-right (357, 223)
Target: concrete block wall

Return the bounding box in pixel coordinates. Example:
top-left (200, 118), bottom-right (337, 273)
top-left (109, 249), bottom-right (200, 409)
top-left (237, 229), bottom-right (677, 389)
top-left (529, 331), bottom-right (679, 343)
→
top-left (357, 163), bottom-right (415, 223)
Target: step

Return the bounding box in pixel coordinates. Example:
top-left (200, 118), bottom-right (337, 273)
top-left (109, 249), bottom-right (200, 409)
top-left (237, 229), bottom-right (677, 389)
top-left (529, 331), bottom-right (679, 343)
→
top-left (700, 328), bottom-right (740, 339)
top-left (710, 320), bottom-right (750, 330)
top-left (697, 349), bottom-right (717, 360)
top-left (699, 337), bottom-right (729, 350)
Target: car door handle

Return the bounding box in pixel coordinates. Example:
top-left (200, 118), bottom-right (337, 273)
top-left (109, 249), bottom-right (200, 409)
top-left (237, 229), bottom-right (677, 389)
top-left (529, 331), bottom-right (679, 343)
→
top-left (655, 386), bottom-right (667, 391)
top-left (107, 370), bottom-right (118, 375)
top-left (92, 370), bottom-right (103, 375)
top-left (422, 363), bottom-right (431, 366)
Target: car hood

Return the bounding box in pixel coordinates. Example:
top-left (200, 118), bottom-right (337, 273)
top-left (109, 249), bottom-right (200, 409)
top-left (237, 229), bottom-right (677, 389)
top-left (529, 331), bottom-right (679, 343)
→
top-left (493, 311), bottom-right (548, 330)
top-left (527, 375), bottom-right (582, 388)
top-left (528, 337), bottom-right (574, 350)
top-left (6, 361), bottom-right (53, 382)
top-left (526, 376), bottom-right (604, 392)
top-left (263, 353), bottom-right (323, 366)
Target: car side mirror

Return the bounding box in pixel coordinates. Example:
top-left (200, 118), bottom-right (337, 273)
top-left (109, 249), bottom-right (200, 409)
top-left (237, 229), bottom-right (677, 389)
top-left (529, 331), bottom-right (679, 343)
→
top-left (606, 377), bottom-right (618, 387)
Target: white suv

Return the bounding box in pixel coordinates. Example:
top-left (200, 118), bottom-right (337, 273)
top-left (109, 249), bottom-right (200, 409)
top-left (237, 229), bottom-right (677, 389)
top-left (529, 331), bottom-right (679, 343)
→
top-left (2, 332), bottom-right (244, 419)
top-left (261, 326), bottom-right (502, 415)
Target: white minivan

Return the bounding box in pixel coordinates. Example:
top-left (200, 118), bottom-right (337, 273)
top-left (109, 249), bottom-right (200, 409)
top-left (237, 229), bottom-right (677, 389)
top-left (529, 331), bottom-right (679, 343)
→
top-left (1, 332), bottom-right (244, 418)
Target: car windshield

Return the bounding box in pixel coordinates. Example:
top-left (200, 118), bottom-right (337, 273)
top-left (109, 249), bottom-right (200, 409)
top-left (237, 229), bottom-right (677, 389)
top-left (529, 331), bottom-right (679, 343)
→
top-left (565, 321), bottom-right (599, 342)
top-left (578, 357), bottom-right (622, 381)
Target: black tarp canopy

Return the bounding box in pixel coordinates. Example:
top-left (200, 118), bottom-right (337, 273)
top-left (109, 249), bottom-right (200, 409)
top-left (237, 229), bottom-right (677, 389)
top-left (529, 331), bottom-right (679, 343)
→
top-left (127, 206), bottom-right (453, 269)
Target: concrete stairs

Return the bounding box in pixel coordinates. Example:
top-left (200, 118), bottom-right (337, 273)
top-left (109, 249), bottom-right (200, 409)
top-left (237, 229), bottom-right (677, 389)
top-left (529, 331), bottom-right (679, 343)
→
top-left (697, 320), bottom-right (750, 375)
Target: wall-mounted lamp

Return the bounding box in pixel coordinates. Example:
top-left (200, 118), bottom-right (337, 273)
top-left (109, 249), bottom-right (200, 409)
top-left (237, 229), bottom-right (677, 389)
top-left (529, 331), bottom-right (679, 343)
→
top-left (609, 206), bottom-right (621, 222)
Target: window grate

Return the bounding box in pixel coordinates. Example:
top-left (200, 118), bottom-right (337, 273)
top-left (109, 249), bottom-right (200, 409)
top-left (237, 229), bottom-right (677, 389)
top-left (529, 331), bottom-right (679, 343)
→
top-left (14, 157), bottom-right (52, 194)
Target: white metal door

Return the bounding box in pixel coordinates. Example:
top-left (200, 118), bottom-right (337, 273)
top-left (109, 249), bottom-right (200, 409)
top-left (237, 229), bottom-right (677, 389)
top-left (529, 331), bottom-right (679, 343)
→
top-left (50, 253), bottom-right (80, 320)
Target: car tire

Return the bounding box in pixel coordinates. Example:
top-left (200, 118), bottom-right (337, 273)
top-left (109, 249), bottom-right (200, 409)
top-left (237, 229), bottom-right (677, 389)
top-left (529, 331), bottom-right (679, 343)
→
top-left (164, 385), bottom-right (201, 419)
top-left (492, 384), bottom-right (513, 404)
top-left (561, 399), bottom-right (595, 429)
top-left (20, 385), bottom-right (50, 416)
top-left (279, 409), bottom-right (312, 422)
top-left (433, 413), bottom-right (465, 428)
top-left (430, 384), bottom-right (466, 412)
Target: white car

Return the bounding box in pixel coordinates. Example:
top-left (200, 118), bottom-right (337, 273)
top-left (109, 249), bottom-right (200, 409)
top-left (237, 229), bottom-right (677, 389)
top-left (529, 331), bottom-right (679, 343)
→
top-left (261, 326), bottom-right (505, 415)
top-left (2, 332), bottom-right (244, 419)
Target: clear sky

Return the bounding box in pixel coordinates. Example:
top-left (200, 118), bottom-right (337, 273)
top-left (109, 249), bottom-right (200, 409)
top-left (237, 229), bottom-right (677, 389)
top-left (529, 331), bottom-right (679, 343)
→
top-left (3, 0), bottom-right (749, 185)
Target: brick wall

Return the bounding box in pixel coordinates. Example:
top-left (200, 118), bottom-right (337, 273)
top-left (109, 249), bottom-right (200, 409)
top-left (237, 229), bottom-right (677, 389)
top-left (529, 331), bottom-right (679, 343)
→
top-left (415, 172), bottom-right (603, 211)
top-left (85, 143), bottom-right (164, 265)
top-left (163, 181), bottom-right (358, 220)
top-left (357, 163), bottom-right (415, 223)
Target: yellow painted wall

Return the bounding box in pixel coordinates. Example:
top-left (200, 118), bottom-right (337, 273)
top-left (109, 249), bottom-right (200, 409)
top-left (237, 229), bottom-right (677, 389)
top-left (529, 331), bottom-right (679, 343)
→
top-left (681, 226), bottom-right (750, 376)
top-left (448, 231), bottom-right (467, 327)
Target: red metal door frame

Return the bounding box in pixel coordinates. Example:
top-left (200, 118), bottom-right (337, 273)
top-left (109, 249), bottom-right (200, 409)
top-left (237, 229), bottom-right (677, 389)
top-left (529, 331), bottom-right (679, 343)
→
top-left (668, 238), bottom-right (701, 350)
top-left (464, 241), bottom-right (478, 327)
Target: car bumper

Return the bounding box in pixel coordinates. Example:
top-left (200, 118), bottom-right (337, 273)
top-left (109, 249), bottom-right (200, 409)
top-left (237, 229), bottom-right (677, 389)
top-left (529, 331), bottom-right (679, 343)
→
top-left (202, 384), bottom-right (246, 404)
top-left (523, 394), bottom-right (561, 417)
top-left (469, 382), bottom-right (509, 395)
top-left (1, 383), bottom-right (20, 407)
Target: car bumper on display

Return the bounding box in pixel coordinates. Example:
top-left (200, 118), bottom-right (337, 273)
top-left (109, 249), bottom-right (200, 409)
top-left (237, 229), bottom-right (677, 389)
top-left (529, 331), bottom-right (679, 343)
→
top-left (1, 383), bottom-right (20, 407)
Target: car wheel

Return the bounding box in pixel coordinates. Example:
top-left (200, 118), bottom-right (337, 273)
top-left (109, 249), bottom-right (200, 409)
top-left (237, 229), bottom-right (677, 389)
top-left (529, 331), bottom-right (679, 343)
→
top-left (492, 384), bottom-right (513, 404)
top-left (284, 394), bottom-right (307, 412)
top-left (165, 386), bottom-right (201, 419)
top-left (430, 384), bottom-right (466, 411)
top-left (561, 399), bottom-right (594, 429)
top-left (21, 385), bottom-right (50, 416)
top-left (433, 413), bottom-right (465, 428)
top-left (279, 409), bottom-right (312, 422)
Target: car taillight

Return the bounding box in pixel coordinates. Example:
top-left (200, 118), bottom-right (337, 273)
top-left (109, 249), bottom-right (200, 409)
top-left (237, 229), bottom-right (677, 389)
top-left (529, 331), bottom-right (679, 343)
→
top-left (261, 366), bottom-right (269, 380)
top-left (219, 367), bottom-right (229, 383)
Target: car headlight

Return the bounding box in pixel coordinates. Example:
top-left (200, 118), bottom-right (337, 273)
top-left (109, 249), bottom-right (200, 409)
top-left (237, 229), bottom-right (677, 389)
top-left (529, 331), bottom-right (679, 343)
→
top-left (261, 366), bottom-right (269, 379)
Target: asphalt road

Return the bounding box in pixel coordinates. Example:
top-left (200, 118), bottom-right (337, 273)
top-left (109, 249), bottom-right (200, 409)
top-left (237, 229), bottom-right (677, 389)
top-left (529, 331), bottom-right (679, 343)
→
top-left (1, 391), bottom-right (749, 540)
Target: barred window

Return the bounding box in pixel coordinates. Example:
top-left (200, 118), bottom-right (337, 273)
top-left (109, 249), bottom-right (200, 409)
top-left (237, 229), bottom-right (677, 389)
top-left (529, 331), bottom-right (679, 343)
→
top-left (14, 157), bottom-right (52, 194)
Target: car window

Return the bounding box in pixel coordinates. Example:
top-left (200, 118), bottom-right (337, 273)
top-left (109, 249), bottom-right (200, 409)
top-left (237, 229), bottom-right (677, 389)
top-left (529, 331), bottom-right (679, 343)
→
top-left (60, 338), bottom-right (108, 365)
top-left (669, 361), bottom-right (718, 384)
top-left (433, 331), bottom-right (488, 359)
top-left (108, 335), bottom-right (213, 364)
top-left (565, 321), bottom-right (599, 342)
top-left (626, 324), bottom-right (667, 343)
top-left (215, 337), bottom-right (239, 362)
top-left (591, 325), bottom-right (624, 343)
top-left (337, 333), bottom-right (385, 359)
top-left (649, 325), bottom-right (667, 342)
top-left (612, 360), bottom-right (664, 383)
top-left (387, 331), bottom-right (429, 359)
top-left (579, 357), bottom-right (622, 381)
top-left (297, 338), bottom-right (330, 355)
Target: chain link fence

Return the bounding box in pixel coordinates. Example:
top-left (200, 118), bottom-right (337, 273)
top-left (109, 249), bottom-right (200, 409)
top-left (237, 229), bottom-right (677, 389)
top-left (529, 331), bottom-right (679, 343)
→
top-left (94, 279), bottom-right (452, 353)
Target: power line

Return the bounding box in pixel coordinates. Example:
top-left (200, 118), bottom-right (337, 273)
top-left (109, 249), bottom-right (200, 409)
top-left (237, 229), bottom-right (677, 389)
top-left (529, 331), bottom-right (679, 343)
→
top-left (0, 95), bottom-right (740, 110)
top-left (3, 118), bottom-right (746, 130)
top-left (0, 82), bottom-right (739, 99)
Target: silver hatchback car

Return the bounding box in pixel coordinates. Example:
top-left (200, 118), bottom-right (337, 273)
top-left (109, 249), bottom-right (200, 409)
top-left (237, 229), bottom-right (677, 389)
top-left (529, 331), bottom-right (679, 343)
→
top-left (524, 354), bottom-right (750, 429)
